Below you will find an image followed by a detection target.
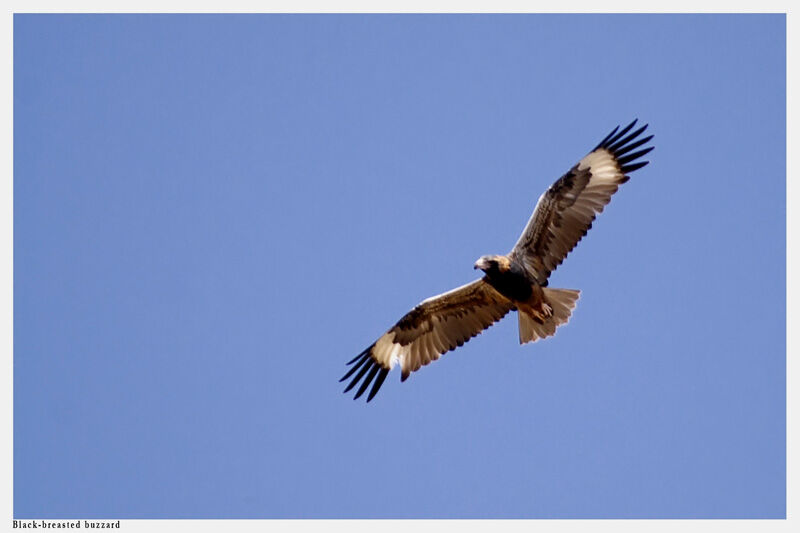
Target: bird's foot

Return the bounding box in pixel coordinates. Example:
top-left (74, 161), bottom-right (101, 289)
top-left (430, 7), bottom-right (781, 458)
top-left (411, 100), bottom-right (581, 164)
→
top-left (531, 303), bottom-right (553, 322)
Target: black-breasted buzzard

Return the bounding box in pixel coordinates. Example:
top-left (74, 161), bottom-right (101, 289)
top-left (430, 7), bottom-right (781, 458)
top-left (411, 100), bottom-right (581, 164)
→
top-left (342, 120), bottom-right (653, 401)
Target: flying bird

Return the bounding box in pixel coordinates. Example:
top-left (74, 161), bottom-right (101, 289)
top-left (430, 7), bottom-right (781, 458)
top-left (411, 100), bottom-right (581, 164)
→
top-left (341, 120), bottom-right (653, 402)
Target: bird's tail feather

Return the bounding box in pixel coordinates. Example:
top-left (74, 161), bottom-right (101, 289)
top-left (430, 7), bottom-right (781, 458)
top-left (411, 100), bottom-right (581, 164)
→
top-left (518, 288), bottom-right (580, 344)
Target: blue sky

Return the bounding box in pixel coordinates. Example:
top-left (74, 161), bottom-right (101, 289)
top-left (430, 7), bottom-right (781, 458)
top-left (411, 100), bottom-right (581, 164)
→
top-left (14, 14), bottom-right (785, 518)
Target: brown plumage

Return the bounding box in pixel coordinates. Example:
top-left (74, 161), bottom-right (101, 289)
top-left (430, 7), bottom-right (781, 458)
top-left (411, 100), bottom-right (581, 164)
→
top-left (342, 120), bottom-right (654, 401)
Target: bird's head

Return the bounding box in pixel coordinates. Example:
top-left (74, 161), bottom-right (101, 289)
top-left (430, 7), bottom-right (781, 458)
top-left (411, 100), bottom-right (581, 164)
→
top-left (474, 254), bottom-right (511, 274)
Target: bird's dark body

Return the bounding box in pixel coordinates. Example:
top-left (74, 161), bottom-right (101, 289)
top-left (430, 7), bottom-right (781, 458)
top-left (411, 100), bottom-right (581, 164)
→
top-left (481, 260), bottom-right (534, 302)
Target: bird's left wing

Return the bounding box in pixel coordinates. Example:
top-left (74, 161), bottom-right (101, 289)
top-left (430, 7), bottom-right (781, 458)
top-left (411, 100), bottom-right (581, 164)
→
top-left (509, 120), bottom-right (654, 285)
top-left (341, 279), bottom-right (513, 402)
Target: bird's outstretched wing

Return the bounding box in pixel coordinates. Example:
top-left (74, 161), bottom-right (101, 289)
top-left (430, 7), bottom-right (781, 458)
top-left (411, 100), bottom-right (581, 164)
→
top-left (341, 279), bottom-right (513, 402)
top-left (509, 120), bottom-right (654, 285)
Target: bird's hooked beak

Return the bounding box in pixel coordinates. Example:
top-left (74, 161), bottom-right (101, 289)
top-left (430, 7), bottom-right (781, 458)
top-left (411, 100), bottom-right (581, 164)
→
top-left (474, 256), bottom-right (491, 271)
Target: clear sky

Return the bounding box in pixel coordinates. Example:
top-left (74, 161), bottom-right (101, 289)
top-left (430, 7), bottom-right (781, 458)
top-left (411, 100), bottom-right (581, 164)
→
top-left (14, 14), bottom-right (785, 519)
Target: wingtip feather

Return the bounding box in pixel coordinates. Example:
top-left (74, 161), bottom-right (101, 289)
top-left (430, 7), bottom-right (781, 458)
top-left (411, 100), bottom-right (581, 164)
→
top-left (620, 160), bottom-right (649, 173)
top-left (603, 119), bottom-right (638, 148)
top-left (617, 146), bottom-right (654, 166)
top-left (594, 125), bottom-right (619, 150)
top-left (340, 351), bottom-right (370, 382)
top-left (343, 360), bottom-right (373, 393)
top-left (366, 368), bottom-right (390, 402)
top-left (347, 346), bottom-right (371, 365)
top-left (353, 364), bottom-right (380, 400)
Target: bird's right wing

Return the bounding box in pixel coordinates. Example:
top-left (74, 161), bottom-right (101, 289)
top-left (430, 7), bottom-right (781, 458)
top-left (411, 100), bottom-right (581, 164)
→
top-left (341, 279), bottom-right (513, 402)
top-left (509, 120), bottom-right (653, 285)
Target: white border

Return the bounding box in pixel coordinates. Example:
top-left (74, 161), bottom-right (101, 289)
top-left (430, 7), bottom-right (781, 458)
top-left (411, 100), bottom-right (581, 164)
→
top-left (3, 3), bottom-right (792, 532)
top-left (1, 2), bottom-right (796, 13)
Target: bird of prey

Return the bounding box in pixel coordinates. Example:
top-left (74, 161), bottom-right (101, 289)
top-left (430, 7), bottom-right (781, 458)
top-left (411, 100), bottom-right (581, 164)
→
top-left (341, 120), bottom-right (653, 402)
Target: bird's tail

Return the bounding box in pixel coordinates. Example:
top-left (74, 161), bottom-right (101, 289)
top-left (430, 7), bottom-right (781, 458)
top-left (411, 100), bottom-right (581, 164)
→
top-left (518, 288), bottom-right (580, 344)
